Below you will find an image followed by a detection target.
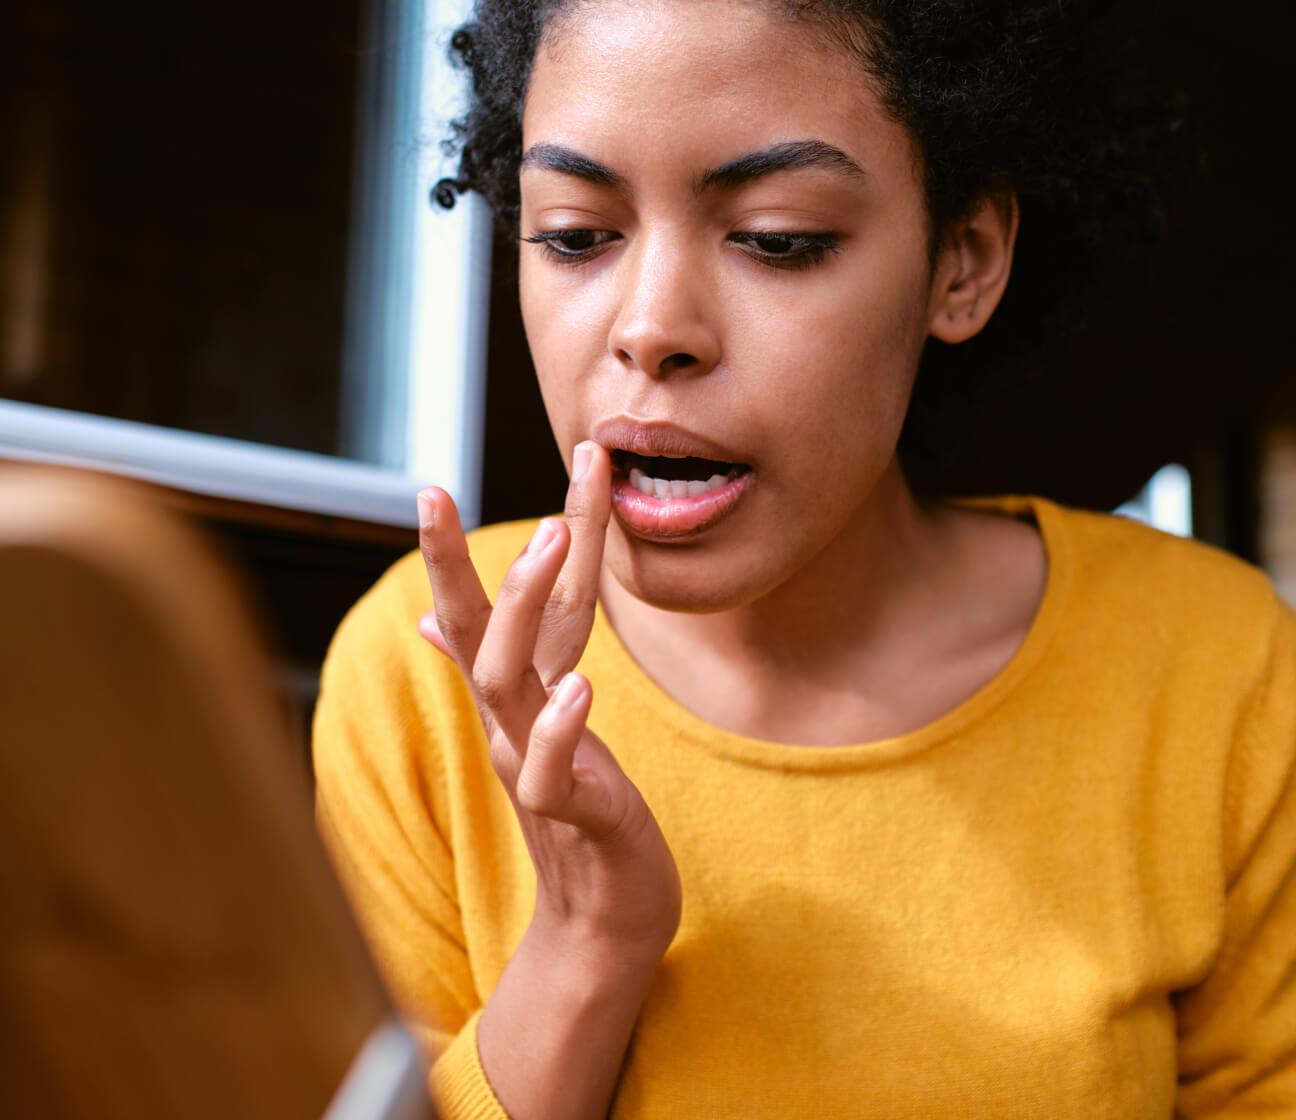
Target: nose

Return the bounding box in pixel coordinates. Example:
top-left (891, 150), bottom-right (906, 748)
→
top-left (606, 231), bottom-right (720, 380)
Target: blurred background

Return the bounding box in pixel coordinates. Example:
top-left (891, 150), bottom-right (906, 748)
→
top-left (2, 0), bottom-right (1293, 772)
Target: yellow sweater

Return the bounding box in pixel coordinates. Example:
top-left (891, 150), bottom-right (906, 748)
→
top-left (312, 494), bottom-right (1296, 1118)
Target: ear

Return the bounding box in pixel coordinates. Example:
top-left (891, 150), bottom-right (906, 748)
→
top-left (928, 189), bottom-right (1020, 345)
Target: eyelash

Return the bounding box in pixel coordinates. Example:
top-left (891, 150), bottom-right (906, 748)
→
top-left (519, 229), bottom-right (842, 272)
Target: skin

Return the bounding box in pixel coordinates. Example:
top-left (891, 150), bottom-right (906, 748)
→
top-left (518, 0), bottom-right (1044, 745)
top-left (416, 2), bottom-right (1048, 1116)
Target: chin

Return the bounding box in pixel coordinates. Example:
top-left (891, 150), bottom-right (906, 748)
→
top-left (604, 525), bottom-right (785, 614)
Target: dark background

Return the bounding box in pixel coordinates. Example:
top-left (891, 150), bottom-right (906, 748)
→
top-left (1, 0), bottom-right (358, 455)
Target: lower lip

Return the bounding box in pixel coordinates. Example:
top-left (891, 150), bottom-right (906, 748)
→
top-left (611, 470), bottom-right (753, 539)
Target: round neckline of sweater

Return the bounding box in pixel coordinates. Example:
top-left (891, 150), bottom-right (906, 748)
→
top-left (587, 493), bottom-right (1073, 772)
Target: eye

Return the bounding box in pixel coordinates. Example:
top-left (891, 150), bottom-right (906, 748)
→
top-left (520, 229), bottom-right (620, 264)
top-left (729, 230), bottom-right (842, 272)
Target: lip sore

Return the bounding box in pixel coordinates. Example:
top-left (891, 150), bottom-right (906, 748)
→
top-left (611, 468), bottom-right (753, 540)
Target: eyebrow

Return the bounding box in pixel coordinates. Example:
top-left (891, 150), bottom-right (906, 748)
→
top-left (518, 138), bottom-right (868, 196)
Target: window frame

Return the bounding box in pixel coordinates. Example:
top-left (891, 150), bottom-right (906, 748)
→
top-left (0, 0), bottom-right (490, 532)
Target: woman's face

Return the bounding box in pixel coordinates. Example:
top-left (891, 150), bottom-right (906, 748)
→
top-left (519, 0), bottom-right (948, 612)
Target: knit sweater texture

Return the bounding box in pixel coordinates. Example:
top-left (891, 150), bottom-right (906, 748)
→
top-left (312, 494), bottom-right (1296, 1117)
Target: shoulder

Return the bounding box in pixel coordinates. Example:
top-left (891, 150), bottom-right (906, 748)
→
top-left (1057, 501), bottom-right (1276, 618)
top-left (1047, 498), bottom-right (1288, 684)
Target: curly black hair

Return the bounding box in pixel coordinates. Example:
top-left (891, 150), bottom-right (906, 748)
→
top-left (433, 0), bottom-right (1176, 482)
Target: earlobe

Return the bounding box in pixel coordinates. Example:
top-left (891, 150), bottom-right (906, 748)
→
top-left (929, 190), bottom-right (1020, 345)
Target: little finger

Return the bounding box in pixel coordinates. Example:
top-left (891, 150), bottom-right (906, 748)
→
top-left (516, 673), bottom-right (613, 833)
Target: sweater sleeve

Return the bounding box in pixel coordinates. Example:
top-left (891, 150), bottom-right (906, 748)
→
top-left (1174, 593), bottom-right (1296, 1116)
top-left (311, 562), bottom-right (511, 1120)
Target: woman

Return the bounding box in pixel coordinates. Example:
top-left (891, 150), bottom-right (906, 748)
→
top-left (312, 2), bottom-right (1296, 1117)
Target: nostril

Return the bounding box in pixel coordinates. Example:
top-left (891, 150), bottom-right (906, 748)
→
top-left (659, 353), bottom-right (695, 375)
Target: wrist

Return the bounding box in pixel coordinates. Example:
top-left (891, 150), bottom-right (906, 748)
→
top-left (477, 915), bottom-right (663, 1120)
top-left (524, 909), bottom-right (669, 989)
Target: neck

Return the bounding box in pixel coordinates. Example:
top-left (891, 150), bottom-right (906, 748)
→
top-left (598, 458), bottom-right (958, 698)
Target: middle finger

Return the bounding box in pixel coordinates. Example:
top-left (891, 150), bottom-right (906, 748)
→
top-left (470, 516), bottom-right (572, 747)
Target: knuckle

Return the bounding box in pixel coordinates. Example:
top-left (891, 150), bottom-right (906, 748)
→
top-left (496, 564), bottom-right (533, 603)
top-left (515, 773), bottom-right (555, 816)
top-left (546, 587), bottom-right (596, 628)
top-left (437, 612), bottom-right (471, 649)
top-left (563, 487), bottom-right (591, 521)
top-left (439, 601), bottom-right (488, 646)
top-left (518, 663), bottom-right (547, 701)
top-left (544, 583), bottom-right (573, 617)
top-left (432, 625), bottom-right (467, 665)
top-left (568, 482), bottom-right (610, 529)
top-left (471, 663), bottom-right (509, 709)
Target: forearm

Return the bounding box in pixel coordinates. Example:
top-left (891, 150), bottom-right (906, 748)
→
top-left (477, 919), bottom-right (662, 1120)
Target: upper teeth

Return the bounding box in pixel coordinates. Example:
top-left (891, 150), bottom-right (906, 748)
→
top-left (629, 466), bottom-right (731, 499)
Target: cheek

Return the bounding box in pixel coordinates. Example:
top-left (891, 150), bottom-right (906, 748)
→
top-left (520, 259), bottom-right (591, 445)
top-left (518, 254), bottom-right (552, 361)
top-left (740, 259), bottom-right (929, 478)
top-left (520, 254), bottom-right (613, 353)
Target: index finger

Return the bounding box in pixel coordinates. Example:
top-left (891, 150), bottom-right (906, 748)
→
top-left (536, 440), bottom-right (612, 681)
top-left (416, 487), bottom-right (492, 673)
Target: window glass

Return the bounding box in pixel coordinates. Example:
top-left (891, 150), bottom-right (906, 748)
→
top-left (2, 0), bottom-right (364, 458)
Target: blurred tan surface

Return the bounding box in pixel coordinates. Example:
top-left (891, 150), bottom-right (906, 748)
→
top-left (0, 464), bottom-right (395, 1118)
top-left (1261, 424), bottom-right (1296, 609)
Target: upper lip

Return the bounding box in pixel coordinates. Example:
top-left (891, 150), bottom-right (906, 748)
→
top-left (591, 416), bottom-right (749, 465)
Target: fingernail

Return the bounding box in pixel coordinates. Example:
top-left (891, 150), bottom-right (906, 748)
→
top-left (417, 491), bottom-right (437, 528)
top-left (526, 517), bottom-right (558, 555)
top-left (555, 672), bottom-right (585, 708)
top-left (572, 442), bottom-right (593, 482)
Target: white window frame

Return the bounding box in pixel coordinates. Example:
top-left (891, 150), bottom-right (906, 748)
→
top-left (0, 0), bottom-right (489, 531)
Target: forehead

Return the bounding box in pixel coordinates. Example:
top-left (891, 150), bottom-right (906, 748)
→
top-left (522, 1), bottom-right (912, 188)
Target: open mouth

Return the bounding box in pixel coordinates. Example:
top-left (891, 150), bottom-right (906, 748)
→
top-left (610, 449), bottom-right (750, 499)
top-left (608, 449), bottom-right (754, 539)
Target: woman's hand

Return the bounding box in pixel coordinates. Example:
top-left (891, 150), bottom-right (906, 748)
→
top-left (415, 440), bottom-right (682, 960)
